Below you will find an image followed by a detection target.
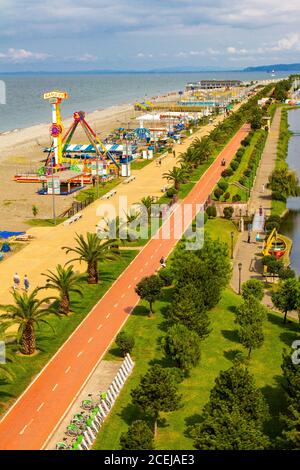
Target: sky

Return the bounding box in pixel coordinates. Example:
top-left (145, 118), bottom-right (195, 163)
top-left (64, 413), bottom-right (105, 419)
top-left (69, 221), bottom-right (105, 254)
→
top-left (0, 0), bottom-right (300, 72)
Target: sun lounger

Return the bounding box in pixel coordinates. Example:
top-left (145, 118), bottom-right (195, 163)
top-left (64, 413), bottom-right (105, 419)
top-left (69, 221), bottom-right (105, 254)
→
top-left (15, 234), bottom-right (34, 241)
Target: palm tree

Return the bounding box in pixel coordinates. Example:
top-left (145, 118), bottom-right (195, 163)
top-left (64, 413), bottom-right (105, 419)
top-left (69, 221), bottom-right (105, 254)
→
top-left (190, 136), bottom-right (212, 165)
top-left (98, 216), bottom-right (127, 250)
top-left (179, 148), bottom-right (198, 169)
top-left (41, 264), bottom-right (84, 315)
top-left (123, 209), bottom-right (141, 242)
top-left (63, 232), bottom-right (118, 284)
top-left (0, 326), bottom-right (15, 381)
top-left (138, 196), bottom-right (156, 219)
top-left (163, 166), bottom-right (189, 191)
top-left (0, 289), bottom-right (58, 355)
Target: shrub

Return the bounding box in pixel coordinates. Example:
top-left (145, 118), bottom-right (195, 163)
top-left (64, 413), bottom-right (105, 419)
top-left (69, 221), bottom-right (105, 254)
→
top-left (232, 194), bottom-right (242, 202)
top-left (243, 169), bottom-right (251, 177)
top-left (218, 179), bottom-right (229, 192)
top-left (267, 215), bottom-right (281, 225)
top-left (158, 268), bottom-right (174, 286)
top-left (230, 160), bottom-right (239, 171)
top-left (265, 221), bottom-right (280, 232)
top-left (120, 421), bottom-right (154, 450)
top-left (242, 279), bottom-right (264, 301)
top-left (221, 168), bottom-right (234, 177)
top-left (236, 148), bottom-right (245, 159)
top-left (223, 206), bottom-right (234, 219)
top-left (278, 267), bottom-right (296, 280)
top-left (272, 191), bottom-right (286, 202)
top-left (223, 192), bottom-right (230, 201)
top-left (239, 176), bottom-right (247, 186)
top-left (214, 187), bottom-right (224, 199)
top-left (241, 137), bottom-right (251, 146)
top-left (206, 205), bottom-right (217, 218)
top-left (116, 331), bottom-right (135, 356)
top-left (166, 187), bottom-right (178, 198)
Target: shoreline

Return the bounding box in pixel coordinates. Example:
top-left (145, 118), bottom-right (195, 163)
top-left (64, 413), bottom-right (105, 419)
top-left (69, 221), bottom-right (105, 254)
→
top-left (0, 88), bottom-right (179, 148)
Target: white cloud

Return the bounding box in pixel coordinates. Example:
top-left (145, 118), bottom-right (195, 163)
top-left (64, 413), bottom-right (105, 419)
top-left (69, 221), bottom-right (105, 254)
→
top-left (0, 48), bottom-right (49, 61)
top-left (77, 53), bottom-right (98, 62)
top-left (275, 32), bottom-right (300, 51)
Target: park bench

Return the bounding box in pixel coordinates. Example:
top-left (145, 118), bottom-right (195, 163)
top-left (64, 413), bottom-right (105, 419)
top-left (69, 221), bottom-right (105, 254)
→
top-left (64, 213), bottom-right (82, 226)
top-left (122, 176), bottom-right (136, 184)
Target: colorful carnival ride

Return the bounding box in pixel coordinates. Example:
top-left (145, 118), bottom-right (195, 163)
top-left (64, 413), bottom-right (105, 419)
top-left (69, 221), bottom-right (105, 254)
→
top-left (14, 91), bottom-right (133, 193)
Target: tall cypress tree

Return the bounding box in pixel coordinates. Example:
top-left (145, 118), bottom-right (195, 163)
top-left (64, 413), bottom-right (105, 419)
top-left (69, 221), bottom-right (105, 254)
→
top-left (278, 350), bottom-right (300, 449)
top-left (191, 363), bottom-right (270, 450)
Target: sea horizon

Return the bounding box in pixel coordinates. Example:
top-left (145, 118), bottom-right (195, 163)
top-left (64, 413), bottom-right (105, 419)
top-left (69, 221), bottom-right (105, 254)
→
top-left (0, 70), bottom-right (290, 133)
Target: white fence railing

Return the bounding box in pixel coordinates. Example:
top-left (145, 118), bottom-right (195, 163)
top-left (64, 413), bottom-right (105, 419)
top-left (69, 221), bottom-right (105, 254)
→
top-left (57, 354), bottom-right (134, 450)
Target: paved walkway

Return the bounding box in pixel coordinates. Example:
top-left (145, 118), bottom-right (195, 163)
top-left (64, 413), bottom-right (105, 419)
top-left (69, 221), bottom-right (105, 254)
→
top-left (0, 124), bottom-right (249, 450)
top-left (45, 360), bottom-right (121, 450)
top-left (0, 111), bottom-right (230, 306)
top-left (231, 107), bottom-right (282, 292)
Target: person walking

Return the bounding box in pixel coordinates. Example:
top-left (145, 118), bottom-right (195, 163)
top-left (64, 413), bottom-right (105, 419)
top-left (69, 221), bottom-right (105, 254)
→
top-left (24, 274), bottom-right (30, 292)
top-left (160, 256), bottom-right (166, 268)
top-left (172, 149), bottom-right (176, 158)
top-left (13, 272), bottom-right (21, 290)
top-left (262, 184), bottom-right (265, 193)
top-left (159, 158), bottom-right (162, 166)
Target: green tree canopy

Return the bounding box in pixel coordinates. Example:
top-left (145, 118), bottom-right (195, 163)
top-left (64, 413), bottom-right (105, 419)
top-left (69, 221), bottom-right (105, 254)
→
top-left (116, 331), bottom-right (135, 357)
top-left (278, 349), bottom-right (300, 449)
top-left (120, 420), bottom-right (155, 450)
top-left (172, 237), bottom-right (231, 310)
top-left (235, 297), bottom-right (266, 358)
top-left (241, 279), bottom-right (264, 301)
top-left (191, 363), bottom-right (269, 450)
top-left (268, 167), bottom-right (300, 199)
top-left (271, 278), bottom-right (300, 323)
top-left (63, 233), bottom-right (118, 284)
top-left (168, 284), bottom-right (210, 340)
top-left (131, 365), bottom-right (181, 435)
top-left (193, 406), bottom-right (270, 450)
top-left (135, 275), bottom-right (164, 315)
top-left (163, 324), bottom-right (201, 372)
top-left (0, 289), bottom-right (58, 355)
top-left (41, 264), bottom-right (84, 315)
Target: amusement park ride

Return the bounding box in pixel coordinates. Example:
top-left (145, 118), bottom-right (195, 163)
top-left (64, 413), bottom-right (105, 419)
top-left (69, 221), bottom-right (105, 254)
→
top-left (14, 90), bottom-right (132, 194)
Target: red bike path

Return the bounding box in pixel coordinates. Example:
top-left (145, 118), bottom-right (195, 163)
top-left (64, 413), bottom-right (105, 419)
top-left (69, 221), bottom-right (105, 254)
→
top-left (0, 124), bottom-right (249, 450)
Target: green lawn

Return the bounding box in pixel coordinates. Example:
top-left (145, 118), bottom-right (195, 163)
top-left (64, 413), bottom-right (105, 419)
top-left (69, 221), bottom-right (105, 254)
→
top-left (94, 288), bottom-right (299, 450)
top-left (205, 217), bottom-right (239, 249)
top-left (26, 218), bottom-right (67, 227)
top-left (0, 250), bottom-right (138, 415)
top-left (130, 159), bottom-right (152, 170)
top-left (177, 159), bottom-right (214, 199)
top-left (213, 129), bottom-right (266, 203)
top-left (271, 106), bottom-right (292, 217)
top-left (75, 178), bottom-right (121, 203)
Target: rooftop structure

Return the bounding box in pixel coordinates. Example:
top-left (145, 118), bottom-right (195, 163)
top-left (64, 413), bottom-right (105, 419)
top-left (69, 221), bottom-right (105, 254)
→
top-left (186, 79), bottom-right (242, 91)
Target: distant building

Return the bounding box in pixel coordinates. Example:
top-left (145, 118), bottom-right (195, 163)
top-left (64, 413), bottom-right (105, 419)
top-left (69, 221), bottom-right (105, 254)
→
top-left (186, 79), bottom-right (242, 91)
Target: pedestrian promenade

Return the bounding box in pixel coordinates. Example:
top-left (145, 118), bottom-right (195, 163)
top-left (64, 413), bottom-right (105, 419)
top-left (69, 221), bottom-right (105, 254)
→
top-left (231, 107), bottom-right (282, 292)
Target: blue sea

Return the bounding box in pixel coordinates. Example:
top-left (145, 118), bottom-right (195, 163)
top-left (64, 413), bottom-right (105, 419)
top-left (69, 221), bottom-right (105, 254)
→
top-left (0, 71), bottom-right (290, 133)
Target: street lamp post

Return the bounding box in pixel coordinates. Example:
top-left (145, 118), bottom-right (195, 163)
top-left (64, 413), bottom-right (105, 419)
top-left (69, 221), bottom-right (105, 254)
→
top-left (231, 231), bottom-right (234, 259)
top-left (51, 162), bottom-right (56, 225)
top-left (238, 262), bottom-right (242, 295)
